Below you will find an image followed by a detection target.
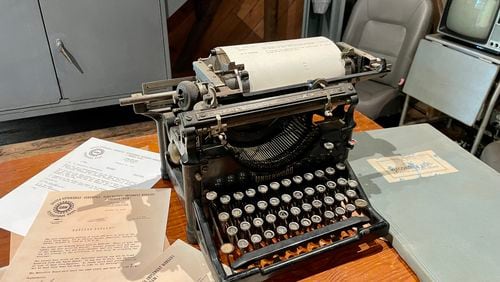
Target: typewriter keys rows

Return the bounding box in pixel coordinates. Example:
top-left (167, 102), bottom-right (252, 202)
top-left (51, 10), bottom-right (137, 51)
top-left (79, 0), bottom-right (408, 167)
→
top-left (203, 164), bottom-right (372, 270)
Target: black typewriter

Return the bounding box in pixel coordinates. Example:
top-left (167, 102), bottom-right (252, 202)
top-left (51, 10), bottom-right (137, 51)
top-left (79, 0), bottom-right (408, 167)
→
top-left (120, 37), bottom-right (390, 281)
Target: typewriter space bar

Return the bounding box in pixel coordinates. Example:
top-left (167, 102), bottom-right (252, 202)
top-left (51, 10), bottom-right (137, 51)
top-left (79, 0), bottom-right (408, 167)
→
top-left (231, 216), bottom-right (370, 269)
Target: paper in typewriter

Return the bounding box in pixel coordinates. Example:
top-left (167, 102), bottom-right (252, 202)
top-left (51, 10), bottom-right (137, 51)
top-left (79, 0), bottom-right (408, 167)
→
top-left (220, 36), bottom-right (345, 92)
top-left (2, 189), bottom-right (170, 282)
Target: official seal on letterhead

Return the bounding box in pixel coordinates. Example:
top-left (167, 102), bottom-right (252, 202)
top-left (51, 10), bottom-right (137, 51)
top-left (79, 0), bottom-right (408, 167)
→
top-left (48, 200), bottom-right (75, 217)
top-left (84, 147), bottom-right (105, 159)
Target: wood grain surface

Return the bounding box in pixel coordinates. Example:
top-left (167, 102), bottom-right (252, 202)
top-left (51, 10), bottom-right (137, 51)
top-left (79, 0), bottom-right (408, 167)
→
top-left (0, 112), bottom-right (418, 281)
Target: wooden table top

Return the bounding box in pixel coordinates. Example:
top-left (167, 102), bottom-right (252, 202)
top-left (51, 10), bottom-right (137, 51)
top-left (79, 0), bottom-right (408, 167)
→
top-left (0, 112), bottom-right (417, 281)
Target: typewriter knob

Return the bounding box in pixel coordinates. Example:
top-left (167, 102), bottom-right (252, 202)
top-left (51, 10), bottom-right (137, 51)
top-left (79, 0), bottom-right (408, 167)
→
top-left (176, 81), bottom-right (200, 111)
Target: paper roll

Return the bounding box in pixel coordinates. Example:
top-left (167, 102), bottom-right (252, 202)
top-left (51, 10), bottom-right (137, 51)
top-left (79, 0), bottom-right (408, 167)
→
top-left (220, 36), bottom-right (345, 92)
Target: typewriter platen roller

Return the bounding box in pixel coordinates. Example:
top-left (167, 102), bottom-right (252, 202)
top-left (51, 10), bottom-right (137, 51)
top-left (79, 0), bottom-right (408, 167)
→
top-left (120, 37), bottom-right (391, 281)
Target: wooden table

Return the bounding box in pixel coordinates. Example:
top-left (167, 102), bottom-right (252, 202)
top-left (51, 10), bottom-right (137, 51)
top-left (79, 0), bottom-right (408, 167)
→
top-left (0, 112), bottom-right (417, 281)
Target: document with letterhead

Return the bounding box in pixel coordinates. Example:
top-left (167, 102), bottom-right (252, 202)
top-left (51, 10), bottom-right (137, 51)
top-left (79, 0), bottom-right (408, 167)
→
top-left (2, 189), bottom-right (170, 282)
top-left (0, 137), bottom-right (161, 236)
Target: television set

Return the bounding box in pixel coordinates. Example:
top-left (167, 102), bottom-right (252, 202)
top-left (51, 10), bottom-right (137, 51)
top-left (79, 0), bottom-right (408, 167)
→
top-left (438, 0), bottom-right (500, 54)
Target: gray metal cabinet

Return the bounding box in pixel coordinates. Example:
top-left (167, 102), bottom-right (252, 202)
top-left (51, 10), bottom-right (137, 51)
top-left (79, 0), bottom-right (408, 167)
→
top-left (0, 0), bottom-right (61, 111)
top-left (0, 0), bottom-right (170, 121)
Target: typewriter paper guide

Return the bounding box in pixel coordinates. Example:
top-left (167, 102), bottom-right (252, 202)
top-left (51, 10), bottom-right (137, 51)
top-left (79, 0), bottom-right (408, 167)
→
top-left (349, 124), bottom-right (500, 282)
top-left (221, 36), bottom-right (345, 92)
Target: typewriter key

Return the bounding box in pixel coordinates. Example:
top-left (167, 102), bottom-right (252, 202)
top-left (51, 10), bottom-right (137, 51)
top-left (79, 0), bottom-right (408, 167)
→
top-left (354, 199), bottom-right (369, 214)
top-left (314, 169), bottom-right (325, 179)
top-left (345, 189), bottom-right (358, 200)
top-left (227, 226), bottom-right (239, 243)
top-left (231, 208), bottom-right (243, 223)
top-left (347, 179), bottom-right (359, 190)
top-left (245, 188), bottom-right (256, 200)
top-left (301, 203), bottom-right (312, 214)
top-left (220, 243), bottom-right (235, 266)
top-left (325, 167), bottom-right (336, 178)
top-left (281, 178), bottom-right (292, 188)
top-left (326, 181), bottom-right (337, 193)
top-left (336, 163), bottom-right (347, 177)
top-left (278, 210), bottom-right (289, 224)
top-left (276, 225), bottom-right (288, 239)
top-left (218, 212), bottom-right (230, 230)
top-left (257, 200), bottom-right (268, 212)
top-left (290, 206), bottom-right (301, 219)
top-left (304, 187), bottom-right (315, 198)
top-left (324, 210), bottom-right (335, 223)
top-left (269, 181), bottom-right (280, 192)
top-left (250, 234), bottom-right (263, 249)
top-left (337, 178), bottom-right (348, 190)
top-left (244, 204), bottom-right (255, 216)
top-left (269, 197), bottom-right (280, 208)
top-left (258, 184), bottom-right (269, 195)
top-left (240, 221), bottom-right (252, 237)
top-left (335, 207), bottom-right (346, 219)
top-left (288, 221), bottom-right (300, 236)
top-left (292, 175), bottom-right (303, 186)
top-left (315, 184), bottom-right (326, 195)
top-left (237, 239), bottom-right (250, 254)
top-left (263, 230), bottom-right (275, 243)
top-left (281, 193), bottom-right (292, 206)
top-left (233, 191), bottom-right (244, 202)
top-left (323, 196), bottom-right (335, 208)
top-left (334, 192), bottom-right (346, 203)
top-left (303, 172), bottom-right (314, 182)
top-left (312, 199), bottom-right (323, 210)
top-left (300, 218), bottom-right (312, 231)
top-left (265, 214), bottom-right (277, 228)
top-left (206, 191), bottom-right (218, 202)
top-left (345, 204), bottom-right (356, 217)
top-left (252, 217), bottom-right (265, 233)
top-left (311, 215), bottom-right (322, 227)
top-left (220, 194), bottom-right (231, 207)
top-left (292, 190), bottom-right (304, 202)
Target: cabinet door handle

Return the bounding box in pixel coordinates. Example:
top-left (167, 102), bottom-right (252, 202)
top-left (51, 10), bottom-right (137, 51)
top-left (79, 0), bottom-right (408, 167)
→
top-left (55, 39), bottom-right (83, 73)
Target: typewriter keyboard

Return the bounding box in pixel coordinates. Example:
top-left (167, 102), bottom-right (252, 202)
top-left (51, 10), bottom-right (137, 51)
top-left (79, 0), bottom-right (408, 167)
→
top-left (202, 163), bottom-right (379, 271)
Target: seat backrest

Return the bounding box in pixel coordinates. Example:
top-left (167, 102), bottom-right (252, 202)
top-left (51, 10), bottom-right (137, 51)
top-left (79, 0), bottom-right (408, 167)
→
top-left (342, 0), bottom-right (433, 88)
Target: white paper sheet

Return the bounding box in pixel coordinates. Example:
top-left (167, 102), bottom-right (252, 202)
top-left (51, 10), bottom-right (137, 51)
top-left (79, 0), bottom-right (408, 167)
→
top-left (0, 137), bottom-right (162, 236)
top-left (220, 36), bottom-right (345, 92)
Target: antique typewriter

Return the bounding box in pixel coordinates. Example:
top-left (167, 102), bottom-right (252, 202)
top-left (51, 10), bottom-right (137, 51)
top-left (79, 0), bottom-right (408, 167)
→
top-left (120, 37), bottom-right (390, 281)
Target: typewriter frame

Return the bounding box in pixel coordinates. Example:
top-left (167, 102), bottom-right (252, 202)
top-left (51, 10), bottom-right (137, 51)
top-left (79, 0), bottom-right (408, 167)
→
top-left (120, 41), bottom-right (391, 281)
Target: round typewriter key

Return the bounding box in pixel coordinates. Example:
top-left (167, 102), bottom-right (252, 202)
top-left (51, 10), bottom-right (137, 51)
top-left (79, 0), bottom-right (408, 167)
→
top-left (257, 200), bottom-right (268, 211)
top-left (265, 214), bottom-right (277, 226)
top-left (263, 230), bottom-right (275, 241)
top-left (345, 189), bottom-right (358, 200)
top-left (336, 162), bottom-right (346, 171)
top-left (334, 193), bottom-right (346, 203)
top-left (244, 204), bottom-right (255, 216)
top-left (301, 203), bottom-right (312, 213)
top-left (237, 239), bottom-right (249, 253)
top-left (300, 218), bottom-right (312, 229)
top-left (290, 206), bottom-right (301, 218)
top-left (245, 188), bottom-right (256, 199)
top-left (250, 234), bottom-right (262, 249)
top-left (323, 196), bottom-right (335, 207)
top-left (312, 199), bottom-right (323, 210)
top-left (337, 178), bottom-right (348, 188)
top-left (226, 226), bottom-right (239, 242)
top-left (233, 191), bottom-right (244, 202)
top-left (325, 167), bottom-right (336, 177)
top-left (324, 210), bottom-right (335, 223)
top-left (231, 208), bottom-right (243, 220)
top-left (281, 193), bottom-right (292, 205)
top-left (303, 173), bottom-right (314, 182)
top-left (220, 243), bottom-right (235, 254)
top-left (311, 214), bottom-right (322, 226)
top-left (335, 207), bottom-right (346, 219)
top-left (292, 190), bottom-right (304, 201)
top-left (276, 226), bottom-right (288, 238)
top-left (289, 221), bottom-right (300, 234)
top-left (205, 191), bottom-right (218, 201)
top-left (220, 194), bottom-right (231, 205)
top-left (347, 179), bottom-right (359, 190)
top-left (269, 181), bottom-right (280, 191)
top-left (292, 175), bottom-right (303, 185)
top-left (258, 184), bottom-right (269, 195)
top-left (253, 217), bottom-right (264, 232)
top-left (304, 187), bottom-right (315, 198)
top-left (345, 203), bottom-right (356, 216)
top-left (326, 180), bottom-right (337, 191)
top-left (278, 210), bottom-right (289, 224)
top-left (314, 169), bottom-right (325, 179)
top-left (315, 184), bottom-right (326, 194)
top-left (240, 221), bottom-right (251, 237)
top-left (218, 212), bottom-right (230, 223)
top-left (354, 199), bottom-right (369, 209)
top-left (323, 142), bottom-right (335, 150)
top-left (269, 197), bottom-right (280, 207)
top-left (281, 178), bottom-right (292, 188)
